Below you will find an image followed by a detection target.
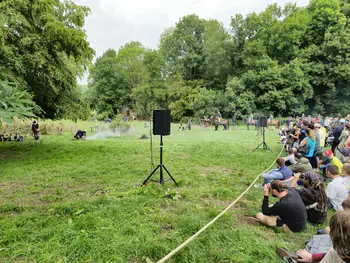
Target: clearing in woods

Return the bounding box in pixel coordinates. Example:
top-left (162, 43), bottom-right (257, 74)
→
top-left (0, 121), bottom-right (327, 262)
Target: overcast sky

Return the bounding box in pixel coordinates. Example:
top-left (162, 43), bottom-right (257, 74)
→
top-left (75, 0), bottom-right (309, 83)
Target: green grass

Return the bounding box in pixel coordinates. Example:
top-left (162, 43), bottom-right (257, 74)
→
top-left (0, 122), bottom-right (327, 263)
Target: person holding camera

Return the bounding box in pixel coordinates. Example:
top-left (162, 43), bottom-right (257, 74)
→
top-left (291, 171), bottom-right (328, 224)
top-left (255, 180), bottom-right (307, 232)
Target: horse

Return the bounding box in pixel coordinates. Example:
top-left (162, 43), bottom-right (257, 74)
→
top-left (212, 116), bottom-right (229, 131)
top-left (267, 119), bottom-right (281, 130)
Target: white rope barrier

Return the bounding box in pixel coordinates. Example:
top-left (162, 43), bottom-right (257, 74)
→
top-left (156, 146), bottom-right (285, 263)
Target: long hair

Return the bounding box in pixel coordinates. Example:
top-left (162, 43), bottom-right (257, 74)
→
top-left (330, 212), bottom-right (350, 259)
top-left (303, 172), bottom-right (328, 213)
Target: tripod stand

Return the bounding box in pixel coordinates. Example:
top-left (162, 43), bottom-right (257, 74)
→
top-left (143, 135), bottom-right (178, 186)
top-left (252, 127), bottom-right (272, 152)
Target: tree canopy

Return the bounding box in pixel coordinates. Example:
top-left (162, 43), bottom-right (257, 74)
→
top-left (0, 0), bottom-right (94, 122)
top-left (87, 0), bottom-right (350, 120)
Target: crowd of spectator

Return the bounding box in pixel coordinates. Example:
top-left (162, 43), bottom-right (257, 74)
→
top-left (251, 115), bottom-right (350, 262)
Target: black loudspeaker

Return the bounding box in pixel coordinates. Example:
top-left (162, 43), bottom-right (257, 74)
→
top-left (153, 110), bottom-right (171, 136)
top-left (259, 116), bottom-right (268, 127)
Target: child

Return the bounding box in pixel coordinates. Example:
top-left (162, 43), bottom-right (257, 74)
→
top-left (285, 148), bottom-right (296, 166)
top-left (324, 150), bottom-right (343, 175)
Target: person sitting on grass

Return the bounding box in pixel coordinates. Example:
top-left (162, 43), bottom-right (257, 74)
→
top-left (291, 172), bottom-right (328, 224)
top-left (261, 158), bottom-right (293, 186)
top-left (255, 180), bottom-right (307, 233)
top-left (285, 148), bottom-right (296, 166)
top-left (277, 210), bottom-right (350, 263)
top-left (342, 163), bottom-right (350, 195)
top-left (290, 153), bottom-right (313, 174)
top-left (324, 150), bottom-right (343, 175)
top-left (326, 165), bottom-right (348, 211)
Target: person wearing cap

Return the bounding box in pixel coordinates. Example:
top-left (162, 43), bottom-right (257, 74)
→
top-left (326, 165), bottom-right (348, 211)
top-left (324, 150), bottom-right (343, 175)
top-left (255, 180), bottom-right (307, 232)
top-left (291, 171), bottom-right (327, 224)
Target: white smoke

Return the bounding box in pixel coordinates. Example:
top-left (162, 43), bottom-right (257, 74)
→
top-left (86, 126), bottom-right (135, 140)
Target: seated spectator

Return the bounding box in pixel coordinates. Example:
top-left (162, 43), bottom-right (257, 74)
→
top-left (291, 172), bottom-right (327, 224)
top-left (285, 148), bottom-right (296, 166)
top-left (279, 211), bottom-right (350, 263)
top-left (261, 158), bottom-right (293, 186)
top-left (342, 163), bottom-right (350, 195)
top-left (290, 153), bottom-right (313, 174)
top-left (255, 181), bottom-right (307, 233)
top-left (324, 150), bottom-right (343, 175)
top-left (326, 165), bottom-right (348, 211)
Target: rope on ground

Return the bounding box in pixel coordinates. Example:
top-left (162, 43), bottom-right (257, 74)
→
top-left (156, 145), bottom-right (285, 263)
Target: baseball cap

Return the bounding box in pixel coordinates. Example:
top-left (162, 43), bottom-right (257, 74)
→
top-left (324, 150), bottom-right (333, 156)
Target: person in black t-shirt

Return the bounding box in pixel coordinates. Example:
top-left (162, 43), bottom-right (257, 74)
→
top-left (256, 180), bottom-right (307, 232)
top-left (291, 171), bottom-right (328, 224)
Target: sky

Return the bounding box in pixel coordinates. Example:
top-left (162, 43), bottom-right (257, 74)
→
top-left (75, 0), bottom-right (309, 83)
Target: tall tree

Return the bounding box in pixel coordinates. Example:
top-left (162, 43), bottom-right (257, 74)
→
top-left (0, 0), bottom-right (94, 119)
top-left (88, 49), bottom-right (128, 117)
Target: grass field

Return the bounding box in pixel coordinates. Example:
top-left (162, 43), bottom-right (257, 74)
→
top-left (0, 122), bottom-right (328, 263)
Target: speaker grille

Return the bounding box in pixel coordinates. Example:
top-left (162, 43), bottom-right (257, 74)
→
top-left (259, 117), bottom-right (267, 127)
top-left (153, 110), bottom-right (171, 136)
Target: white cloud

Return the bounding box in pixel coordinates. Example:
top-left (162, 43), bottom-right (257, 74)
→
top-left (74, 0), bottom-right (309, 83)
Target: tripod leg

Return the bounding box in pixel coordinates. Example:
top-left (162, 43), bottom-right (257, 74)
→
top-left (143, 165), bottom-right (161, 185)
top-left (263, 142), bottom-right (272, 152)
top-left (163, 165), bottom-right (178, 186)
top-left (252, 142), bottom-right (264, 152)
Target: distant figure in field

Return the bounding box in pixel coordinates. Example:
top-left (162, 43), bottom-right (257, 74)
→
top-left (74, 130), bottom-right (86, 140)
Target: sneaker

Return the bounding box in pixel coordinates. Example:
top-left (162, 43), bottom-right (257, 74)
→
top-left (254, 184), bottom-right (264, 189)
top-left (283, 256), bottom-right (298, 263)
top-left (276, 248), bottom-right (290, 259)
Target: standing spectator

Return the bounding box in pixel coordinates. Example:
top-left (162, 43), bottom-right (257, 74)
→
top-left (315, 123), bottom-right (324, 152)
top-left (332, 120), bottom-right (345, 153)
top-left (291, 125), bottom-right (301, 148)
top-left (298, 129), bottom-right (317, 168)
top-left (326, 165), bottom-right (348, 211)
top-left (336, 123), bottom-right (350, 160)
top-left (320, 123), bottom-right (327, 148)
top-left (324, 117), bottom-right (330, 130)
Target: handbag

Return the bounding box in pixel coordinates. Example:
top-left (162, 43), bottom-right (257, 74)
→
top-left (299, 143), bottom-right (310, 155)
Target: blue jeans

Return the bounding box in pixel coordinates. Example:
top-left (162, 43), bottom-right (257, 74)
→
top-left (262, 169), bottom-right (284, 185)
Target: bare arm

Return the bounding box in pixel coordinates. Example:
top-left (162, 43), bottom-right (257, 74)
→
top-left (298, 138), bottom-right (307, 149)
top-left (291, 173), bottom-right (300, 188)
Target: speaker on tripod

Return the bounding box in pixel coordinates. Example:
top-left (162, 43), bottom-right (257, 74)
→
top-left (252, 116), bottom-right (272, 152)
top-left (142, 110), bottom-right (178, 186)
